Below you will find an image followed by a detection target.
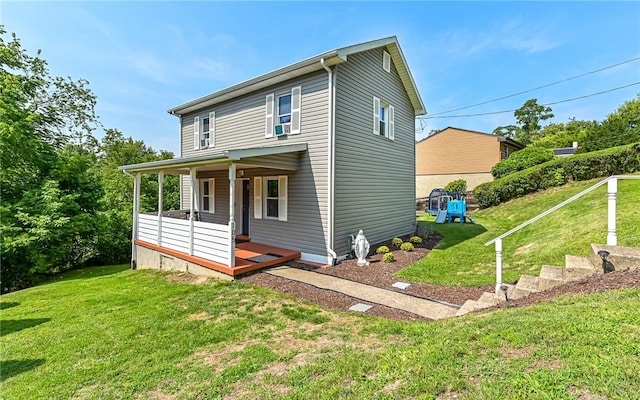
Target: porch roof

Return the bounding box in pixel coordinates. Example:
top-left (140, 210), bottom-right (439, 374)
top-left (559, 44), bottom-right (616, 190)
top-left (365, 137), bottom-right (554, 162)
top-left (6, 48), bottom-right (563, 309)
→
top-left (118, 143), bottom-right (307, 174)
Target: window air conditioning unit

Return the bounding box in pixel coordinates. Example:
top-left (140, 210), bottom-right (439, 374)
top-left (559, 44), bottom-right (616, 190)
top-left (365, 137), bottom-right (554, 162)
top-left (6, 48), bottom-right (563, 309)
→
top-left (274, 124), bottom-right (290, 136)
top-left (200, 138), bottom-right (210, 148)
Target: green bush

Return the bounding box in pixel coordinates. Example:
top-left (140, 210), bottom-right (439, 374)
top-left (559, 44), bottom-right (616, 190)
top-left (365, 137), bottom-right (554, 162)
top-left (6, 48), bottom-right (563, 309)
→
top-left (475, 143), bottom-right (640, 208)
top-left (400, 242), bottom-right (414, 252)
top-left (391, 237), bottom-right (403, 248)
top-left (382, 252), bottom-right (396, 263)
top-left (444, 179), bottom-right (467, 193)
top-left (491, 146), bottom-right (556, 179)
top-left (376, 246), bottom-right (390, 254)
top-left (409, 236), bottom-right (423, 244)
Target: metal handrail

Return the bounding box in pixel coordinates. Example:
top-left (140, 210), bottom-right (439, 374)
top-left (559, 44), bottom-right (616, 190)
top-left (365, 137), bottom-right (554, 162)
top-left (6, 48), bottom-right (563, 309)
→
top-left (485, 174), bottom-right (640, 291)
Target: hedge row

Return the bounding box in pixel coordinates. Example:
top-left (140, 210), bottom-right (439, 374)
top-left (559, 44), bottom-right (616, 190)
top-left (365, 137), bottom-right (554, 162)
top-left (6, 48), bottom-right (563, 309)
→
top-left (474, 143), bottom-right (640, 208)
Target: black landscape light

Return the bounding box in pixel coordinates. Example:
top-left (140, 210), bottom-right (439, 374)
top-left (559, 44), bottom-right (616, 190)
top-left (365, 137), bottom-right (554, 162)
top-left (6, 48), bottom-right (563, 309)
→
top-left (500, 284), bottom-right (509, 302)
top-left (597, 250), bottom-right (613, 274)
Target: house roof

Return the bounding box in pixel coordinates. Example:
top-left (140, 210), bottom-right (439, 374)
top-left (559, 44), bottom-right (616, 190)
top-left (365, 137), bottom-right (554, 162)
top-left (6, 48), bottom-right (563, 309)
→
top-left (168, 36), bottom-right (426, 117)
top-left (118, 143), bottom-right (308, 174)
top-left (416, 126), bottom-right (525, 149)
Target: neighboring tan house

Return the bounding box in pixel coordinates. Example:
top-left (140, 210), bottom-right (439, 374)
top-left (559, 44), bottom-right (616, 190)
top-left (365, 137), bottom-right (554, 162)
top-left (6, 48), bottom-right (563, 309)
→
top-left (119, 36), bottom-right (426, 278)
top-left (415, 127), bottom-right (523, 197)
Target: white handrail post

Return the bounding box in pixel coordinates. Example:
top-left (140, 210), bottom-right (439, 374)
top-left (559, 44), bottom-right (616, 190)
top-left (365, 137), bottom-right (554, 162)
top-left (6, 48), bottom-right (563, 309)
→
top-left (495, 238), bottom-right (503, 293)
top-left (607, 177), bottom-right (618, 246)
top-left (157, 171), bottom-right (164, 246)
top-left (228, 163), bottom-right (236, 267)
top-left (132, 172), bottom-right (141, 270)
top-left (189, 167), bottom-right (196, 256)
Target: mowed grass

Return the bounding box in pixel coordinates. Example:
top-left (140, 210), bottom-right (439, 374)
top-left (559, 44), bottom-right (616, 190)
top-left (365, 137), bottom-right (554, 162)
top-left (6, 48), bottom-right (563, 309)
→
top-left (398, 177), bottom-right (640, 286)
top-left (1, 265), bottom-right (639, 399)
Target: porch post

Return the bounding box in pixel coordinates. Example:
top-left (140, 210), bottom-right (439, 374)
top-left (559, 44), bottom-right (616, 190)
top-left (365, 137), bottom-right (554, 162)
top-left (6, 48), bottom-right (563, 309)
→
top-left (131, 172), bottom-right (141, 270)
top-left (189, 167), bottom-right (196, 256)
top-left (495, 238), bottom-right (503, 294)
top-left (607, 177), bottom-right (618, 246)
top-left (157, 171), bottom-right (164, 246)
top-left (228, 162), bottom-right (236, 267)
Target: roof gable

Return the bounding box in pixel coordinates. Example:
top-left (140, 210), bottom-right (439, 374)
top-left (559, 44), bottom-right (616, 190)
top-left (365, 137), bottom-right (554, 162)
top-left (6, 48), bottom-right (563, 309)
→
top-left (168, 36), bottom-right (425, 117)
top-left (417, 127), bottom-right (524, 149)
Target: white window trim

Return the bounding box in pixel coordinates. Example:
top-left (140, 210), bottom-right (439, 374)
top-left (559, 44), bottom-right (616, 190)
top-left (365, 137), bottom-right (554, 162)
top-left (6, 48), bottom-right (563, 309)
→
top-left (199, 178), bottom-right (215, 213)
top-left (383, 50), bottom-right (391, 73)
top-left (259, 175), bottom-right (288, 222)
top-left (372, 96), bottom-right (394, 140)
top-left (193, 112), bottom-right (215, 150)
top-left (266, 87), bottom-right (301, 137)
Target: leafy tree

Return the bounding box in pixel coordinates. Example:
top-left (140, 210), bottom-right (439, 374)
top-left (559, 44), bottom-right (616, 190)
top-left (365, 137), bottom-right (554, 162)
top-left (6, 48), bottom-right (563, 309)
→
top-left (579, 95), bottom-right (640, 153)
top-left (493, 99), bottom-right (554, 145)
top-left (532, 119), bottom-right (596, 149)
top-left (491, 146), bottom-right (556, 179)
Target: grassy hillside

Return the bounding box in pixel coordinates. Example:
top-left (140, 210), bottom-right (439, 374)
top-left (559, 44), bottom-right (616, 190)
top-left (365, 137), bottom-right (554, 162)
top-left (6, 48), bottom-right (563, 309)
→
top-left (1, 265), bottom-right (639, 399)
top-left (398, 176), bottom-right (640, 286)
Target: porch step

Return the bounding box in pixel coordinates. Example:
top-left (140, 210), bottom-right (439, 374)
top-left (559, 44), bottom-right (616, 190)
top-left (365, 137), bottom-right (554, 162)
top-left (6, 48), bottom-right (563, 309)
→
top-left (511, 275), bottom-right (539, 299)
top-left (538, 266), bottom-right (565, 290)
top-left (564, 255), bottom-right (599, 281)
top-left (475, 292), bottom-right (501, 309)
top-left (456, 300), bottom-right (478, 317)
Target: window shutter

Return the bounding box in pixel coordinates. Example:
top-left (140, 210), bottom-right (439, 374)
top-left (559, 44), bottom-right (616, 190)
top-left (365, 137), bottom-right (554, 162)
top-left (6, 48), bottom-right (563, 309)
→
top-left (383, 51), bottom-right (391, 72)
top-left (290, 86), bottom-right (301, 135)
top-left (278, 175), bottom-right (288, 222)
top-left (373, 97), bottom-right (380, 135)
top-left (254, 177), bottom-right (262, 219)
top-left (208, 112), bottom-right (215, 148)
top-left (389, 105), bottom-right (395, 140)
top-left (209, 178), bottom-right (215, 213)
top-left (265, 94), bottom-right (274, 138)
top-left (193, 116), bottom-right (200, 150)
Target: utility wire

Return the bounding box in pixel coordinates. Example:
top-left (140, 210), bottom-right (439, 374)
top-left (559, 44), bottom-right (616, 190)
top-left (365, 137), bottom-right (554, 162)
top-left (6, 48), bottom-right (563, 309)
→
top-left (427, 56), bottom-right (640, 117)
top-left (422, 82), bottom-right (640, 119)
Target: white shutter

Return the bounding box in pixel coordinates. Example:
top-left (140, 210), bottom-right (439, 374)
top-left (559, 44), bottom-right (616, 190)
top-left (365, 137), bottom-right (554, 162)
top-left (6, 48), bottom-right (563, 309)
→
top-left (389, 105), bottom-right (395, 140)
top-left (278, 175), bottom-right (288, 222)
top-left (254, 177), bottom-right (262, 219)
top-left (208, 112), bottom-right (215, 148)
top-left (209, 178), bottom-right (215, 213)
top-left (193, 116), bottom-right (200, 150)
top-left (373, 97), bottom-right (380, 135)
top-left (290, 86), bottom-right (301, 135)
top-left (265, 94), bottom-right (274, 138)
top-left (383, 51), bottom-right (391, 72)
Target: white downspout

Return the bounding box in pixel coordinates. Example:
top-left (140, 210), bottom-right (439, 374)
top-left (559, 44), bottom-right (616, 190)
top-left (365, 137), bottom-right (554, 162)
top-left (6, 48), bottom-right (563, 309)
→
top-left (321, 58), bottom-right (337, 266)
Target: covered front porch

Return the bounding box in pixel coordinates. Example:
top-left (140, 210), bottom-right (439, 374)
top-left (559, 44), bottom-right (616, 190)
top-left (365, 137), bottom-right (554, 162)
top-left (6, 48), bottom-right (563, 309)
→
top-left (119, 143), bottom-right (307, 277)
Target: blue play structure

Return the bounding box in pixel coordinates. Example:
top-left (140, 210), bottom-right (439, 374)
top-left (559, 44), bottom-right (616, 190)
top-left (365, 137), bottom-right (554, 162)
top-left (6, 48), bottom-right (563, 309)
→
top-left (428, 188), bottom-right (476, 224)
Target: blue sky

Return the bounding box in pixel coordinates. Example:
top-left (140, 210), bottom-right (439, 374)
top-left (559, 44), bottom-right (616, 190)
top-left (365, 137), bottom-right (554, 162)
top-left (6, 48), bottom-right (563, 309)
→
top-left (4, 1), bottom-right (639, 154)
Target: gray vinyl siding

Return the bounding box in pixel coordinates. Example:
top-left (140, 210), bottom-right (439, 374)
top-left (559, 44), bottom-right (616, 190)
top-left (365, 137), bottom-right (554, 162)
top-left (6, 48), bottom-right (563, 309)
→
top-left (178, 71), bottom-right (329, 258)
top-left (333, 48), bottom-right (416, 255)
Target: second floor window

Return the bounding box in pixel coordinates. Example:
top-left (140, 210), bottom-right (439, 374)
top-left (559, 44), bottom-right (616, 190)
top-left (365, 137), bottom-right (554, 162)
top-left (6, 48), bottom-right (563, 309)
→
top-left (265, 86), bottom-right (301, 138)
top-left (193, 111), bottom-right (215, 150)
top-left (278, 94), bottom-right (292, 124)
top-left (373, 97), bottom-right (395, 140)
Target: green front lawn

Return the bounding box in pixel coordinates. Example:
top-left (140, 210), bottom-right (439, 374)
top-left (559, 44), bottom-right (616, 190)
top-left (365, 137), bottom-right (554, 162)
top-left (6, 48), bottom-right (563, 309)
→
top-left (398, 177), bottom-right (640, 286)
top-left (1, 265), bottom-right (639, 399)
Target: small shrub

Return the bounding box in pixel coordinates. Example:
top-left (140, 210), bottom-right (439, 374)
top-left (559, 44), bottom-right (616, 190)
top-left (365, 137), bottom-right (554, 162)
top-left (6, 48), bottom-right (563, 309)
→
top-left (382, 252), bottom-right (395, 263)
top-left (444, 179), bottom-right (467, 193)
top-left (391, 237), bottom-right (403, 248)
top-left (415, 224), bottom-right (434, 239)
top-left (376, 246), bottom-right (390, 254)
top-left (409, 236), bottom-right (423, 244)
top-left (400, 242), bottom-right (414, 252)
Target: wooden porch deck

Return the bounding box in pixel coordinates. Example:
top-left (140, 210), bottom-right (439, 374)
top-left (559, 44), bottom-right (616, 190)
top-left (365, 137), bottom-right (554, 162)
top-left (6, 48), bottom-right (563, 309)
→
top-left (135, 240), bottom-right (300, 277)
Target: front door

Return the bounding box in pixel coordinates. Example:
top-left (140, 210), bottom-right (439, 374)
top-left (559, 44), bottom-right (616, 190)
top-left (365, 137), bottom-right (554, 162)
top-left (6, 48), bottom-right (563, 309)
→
top-left (235, 179), bottom-right (250, 235)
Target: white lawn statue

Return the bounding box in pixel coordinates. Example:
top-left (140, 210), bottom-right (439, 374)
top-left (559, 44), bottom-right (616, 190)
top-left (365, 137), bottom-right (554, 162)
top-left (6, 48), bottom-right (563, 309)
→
top-left (353, 229), bottom-right (370, 266)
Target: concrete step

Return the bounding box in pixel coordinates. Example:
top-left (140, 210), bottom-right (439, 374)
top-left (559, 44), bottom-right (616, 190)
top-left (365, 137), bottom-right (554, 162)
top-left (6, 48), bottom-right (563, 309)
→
top-left (474, 292), bottom-right (502, 309)
top-left (564, 255), bottom-right (599, 282)
top-left (590, 244), bottom-right (640, 273)
top-left (516, 275), bottom-right (539, 291)
top-left (538, 266), bottom-right (566, 290)
top-left (456, 300), bottom-right (477, 317)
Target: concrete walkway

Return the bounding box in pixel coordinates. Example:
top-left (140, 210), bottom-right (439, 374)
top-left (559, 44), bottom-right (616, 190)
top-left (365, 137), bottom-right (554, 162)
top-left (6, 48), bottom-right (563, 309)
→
top-left (265, 266), bottom-right (459, 320)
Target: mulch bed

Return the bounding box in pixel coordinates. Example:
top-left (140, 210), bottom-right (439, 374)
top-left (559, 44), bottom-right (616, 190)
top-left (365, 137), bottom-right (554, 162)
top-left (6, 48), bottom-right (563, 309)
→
top-left (238, 234), bottom-right (640, 322)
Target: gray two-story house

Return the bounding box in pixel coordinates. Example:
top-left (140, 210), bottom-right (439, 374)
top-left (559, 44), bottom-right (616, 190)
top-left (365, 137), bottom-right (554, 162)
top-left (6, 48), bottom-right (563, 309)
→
top-left (120, 36), bottom-right (426, 279)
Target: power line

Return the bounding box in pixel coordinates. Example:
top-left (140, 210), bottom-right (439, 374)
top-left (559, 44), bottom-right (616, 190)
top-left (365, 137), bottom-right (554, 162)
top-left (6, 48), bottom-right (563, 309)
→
top-left (427, 56), bottom-right (640, 117)
top-left (422, 82), bottom-right (640, 119)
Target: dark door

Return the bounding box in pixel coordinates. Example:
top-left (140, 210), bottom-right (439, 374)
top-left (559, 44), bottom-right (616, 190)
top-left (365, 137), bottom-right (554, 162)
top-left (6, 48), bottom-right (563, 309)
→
top-left (242, 180), bottom-right (250, 235)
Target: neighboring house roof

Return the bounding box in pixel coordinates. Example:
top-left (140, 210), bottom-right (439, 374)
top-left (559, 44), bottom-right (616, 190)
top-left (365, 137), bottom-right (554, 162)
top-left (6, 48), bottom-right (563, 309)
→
top-left (168, 36), bottom-right (426, 117)
top-left (552, 147), bottom-right (577, 156)
top-left (416, 126), bottom-right (525, 149)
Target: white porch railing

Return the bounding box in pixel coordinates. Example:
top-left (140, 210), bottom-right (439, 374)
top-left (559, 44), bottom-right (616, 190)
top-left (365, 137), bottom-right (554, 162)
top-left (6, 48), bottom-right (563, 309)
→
top-left (485, 175), bottom-right (640, 292)
top-left (138, 213), bottom-right (232, 266)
